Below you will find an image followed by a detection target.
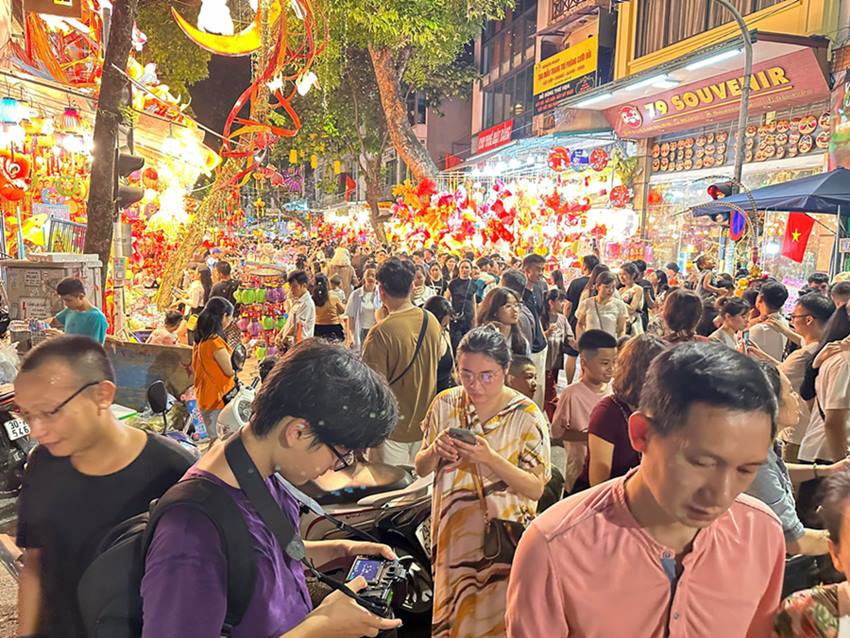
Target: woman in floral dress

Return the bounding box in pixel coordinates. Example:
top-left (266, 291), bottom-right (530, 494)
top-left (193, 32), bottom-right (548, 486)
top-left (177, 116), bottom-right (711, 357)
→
top-left (415, 326), bottom-right (551, 638)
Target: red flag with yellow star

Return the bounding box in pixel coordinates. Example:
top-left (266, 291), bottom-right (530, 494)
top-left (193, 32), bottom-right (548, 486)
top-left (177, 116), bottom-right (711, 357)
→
top-left (781, 212), bottom-right (815, 263)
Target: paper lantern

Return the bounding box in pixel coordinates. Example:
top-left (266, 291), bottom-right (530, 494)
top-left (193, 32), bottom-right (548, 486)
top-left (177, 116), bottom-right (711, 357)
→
top-left (0, 97), bottom-right (21, 124)
top-left (289, 149), bottom-right (298, 165)
top-left (310, 154), bottom-right (318, 169)
top-left (333, 159), bottom-right (341, 175)
top-left (61, 107), bottom-right (81, 133)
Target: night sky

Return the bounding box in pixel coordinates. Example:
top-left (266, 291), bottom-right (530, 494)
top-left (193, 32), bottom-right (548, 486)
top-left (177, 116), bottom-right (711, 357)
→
top-left (189, 55), bottom-right (253, 148)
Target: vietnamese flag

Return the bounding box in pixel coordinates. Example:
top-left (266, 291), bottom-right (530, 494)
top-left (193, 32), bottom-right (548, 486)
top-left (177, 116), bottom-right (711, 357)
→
top-left (781, 212), bottom-right (815, 263)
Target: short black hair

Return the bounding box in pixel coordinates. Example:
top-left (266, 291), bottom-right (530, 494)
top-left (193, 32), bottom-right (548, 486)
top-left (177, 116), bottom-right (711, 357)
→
top-left (424, 295), bottom-right (453, 323)
top-left (377, 257), bottom-right (415, 298)
top-left (620, 262), bottom-right (640, 280)
top-left (639, 342), bottom-right (777, 438)
top-left (831, 281), bottom-right (850, 299)
top-left (808, 272), bottom-right (830, 285)
top-left (633, 259), bottom-right (647, 274)
top-left (665, 262), bottom-right (680, 273)
top-left (818, 471), bottom-right (850, 545)
top-left (458, 326), bottom-right (512, 370)
top-left (582, 255), bottom-right (600, 271)
top-left (758, 281), bottom-right (789, 311)
top-left (500, 269), bottom-right (527, 296)
top-left (509, 355), bottom-right (535, 373)
top-left (578, 329), bottom-right (618, 352)
top-left (56, 277), bottom-right (85, 297)
top-left (477, 257), bottom-right (492, 268)
top-left (215, 261), bottom-right (232, 277)
top-left (287, 270), bottom-right (309, 286)
top-left (522, 254), bottom-right (546, 269)
top-left (20, 334), bottom-right (114, 384)
top-left (797, 293), bottom-right (836, 324)
top-left (716, 296), bottom-right (750, 317)
top-left (250, 339), bottom-right (398, 449)
top-left (164, 311), bottom-right (183, 328)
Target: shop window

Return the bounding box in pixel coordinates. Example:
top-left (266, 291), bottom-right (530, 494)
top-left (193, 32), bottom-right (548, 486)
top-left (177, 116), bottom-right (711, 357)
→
top-left (635, 0), bottom-right (784, 58)
top-left (406, 93), bottom-right (427, 125)
top-left (480, 1), bottom-right (538, 80)
top-left (481, 63), bottom-right (535, 131)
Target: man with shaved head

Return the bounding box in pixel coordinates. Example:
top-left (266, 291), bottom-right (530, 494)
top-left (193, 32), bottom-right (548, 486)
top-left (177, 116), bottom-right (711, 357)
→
top-left (14, 335), bottom-right (193, 638)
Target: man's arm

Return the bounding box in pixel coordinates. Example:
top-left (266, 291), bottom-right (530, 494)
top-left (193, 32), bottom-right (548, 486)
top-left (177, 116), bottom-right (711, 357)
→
top-left (17, 549), bottom-right (42, 635)
top-left (506, 525), bottom-right (569, 637)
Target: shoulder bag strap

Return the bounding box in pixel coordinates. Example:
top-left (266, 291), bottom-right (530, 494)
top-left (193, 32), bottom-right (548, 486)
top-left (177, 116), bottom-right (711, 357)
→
top-left (594, 298), bottom-right (604, 329)
top-left (388, 309), bottom-right (429, 385)
top-left (459, 396), bottom-right (491, 525)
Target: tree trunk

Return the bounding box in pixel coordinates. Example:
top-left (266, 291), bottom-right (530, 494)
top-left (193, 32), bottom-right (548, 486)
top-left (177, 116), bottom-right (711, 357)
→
top-left (368, 46), bottom-right (438, 183)
top-left (84, 0), bottom-right (139, 290)
top-left (364, 172), bottom-right (388, 245)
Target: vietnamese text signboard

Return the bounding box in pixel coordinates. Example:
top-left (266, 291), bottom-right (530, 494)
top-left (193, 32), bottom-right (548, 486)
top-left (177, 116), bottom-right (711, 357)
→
top-left (533, 37), bottom-right (598, 114)
top-left (604, 48), bottom-right (829, 139)
top-left (476, 119), bottom-right (514, 154)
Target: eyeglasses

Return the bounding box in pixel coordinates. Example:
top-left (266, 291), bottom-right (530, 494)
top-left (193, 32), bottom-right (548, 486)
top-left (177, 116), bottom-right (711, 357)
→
top-left (790, 313), bottom-right (812, 320)
top-left (326, 443), bottom-right (356, 471)
top-left (17, 380), bottom-right (103, 422)
top-left (459, 370), bottom-right (500, 386)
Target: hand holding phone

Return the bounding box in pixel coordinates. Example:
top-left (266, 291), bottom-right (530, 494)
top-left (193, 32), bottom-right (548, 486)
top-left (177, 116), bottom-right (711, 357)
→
top-left (448, 427), bottom-right (477, 445)
top-left (741, 329), bottom-right (751, 354)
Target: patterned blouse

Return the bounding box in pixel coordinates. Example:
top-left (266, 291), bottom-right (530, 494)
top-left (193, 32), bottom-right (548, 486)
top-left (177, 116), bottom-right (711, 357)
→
top-left (774, 583), bottom-right (850, 637)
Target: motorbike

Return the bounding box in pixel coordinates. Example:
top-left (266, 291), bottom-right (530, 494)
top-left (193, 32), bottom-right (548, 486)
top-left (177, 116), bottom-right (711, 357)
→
top-left (0, 384), bottom-right (35, 497)
top-left (146, 380), bottom-right (200, 459)
top-left (217, 355), bottom-right (277, 435)
top-left (296, 465), bottom-right (434, 625)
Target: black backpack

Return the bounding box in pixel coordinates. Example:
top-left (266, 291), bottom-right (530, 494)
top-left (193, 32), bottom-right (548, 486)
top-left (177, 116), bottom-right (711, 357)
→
top-left (77, 478), bottom-right (256, 638)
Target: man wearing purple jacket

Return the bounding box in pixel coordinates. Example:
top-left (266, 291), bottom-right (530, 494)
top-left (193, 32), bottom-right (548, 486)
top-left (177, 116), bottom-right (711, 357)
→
top-left (141, 340), bottom-right (402, 638)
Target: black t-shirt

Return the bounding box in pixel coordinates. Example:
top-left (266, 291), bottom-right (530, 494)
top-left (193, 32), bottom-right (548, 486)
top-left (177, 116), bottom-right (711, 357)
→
top-left (17, 433), bottom-right (194, 638)
top-left (449, 278), bottom-right (476, 326)
top-left (565, 276), bottom-right (589, 326)
top-left (210, 279), bottom-right (239, 306)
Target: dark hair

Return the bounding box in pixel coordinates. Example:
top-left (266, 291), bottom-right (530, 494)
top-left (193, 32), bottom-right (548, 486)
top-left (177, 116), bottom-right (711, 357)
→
top-left (639, 342), bottom-right (777, 438)
top-left (500, 269), bottom-right (528, 296)
top-left (458, 326), bottom-right (512, 370)
top-left (663, 289), bottom-right (703, 342)
top-left (20, 334), bottom-right (115, 384)
top-left (424, 296), bottom-right (453, 324)
top-left (377, 257), bottom-right (415, 298)
top-left (542, 288), bottom-right (566, 329)
top-left (633, 259), bottom-right (647, 274)
top-left (759, 281), bottom-right (789, 311)
top-left (717, 296), bottom-right (750, 318)
top-left (215, 261), bottom-right (232, 277)
top-left (818, 472), bottom-right (850, 545)
top-left (477, 287), bottom-right (528, 355)
top-left (797, 293), bottom-right (836, 324)
top-left (522, 253), bottom-right (546, 270)
top-left (312, 273), bottom-right (330, 307)
top-left (759, 361), bottom-right (781, 399)
top-left (164, 310), bottom-right (183, 328)
top-left (551, 269), bottom-right (565, 292)
top-left (250, 340), bottom-right (398, 449)
top-left (654, 270), bottom-right (669, 295)
top-left (831, 281), bottom-right (850, 299)
top-left (665, 262), bottom-right (680, 274)
top-left (578, 329), bottom-right (618, 352)
top-left (287, 270), bottom-right (309, 287)
top-left (582, 255), bottom-right (600, 272)
top-left (584, 264), bottom-right (610, 296)
top-left (809, 272), bottom-right (830, 285)
top-left (453, 259), bottom-right (472, 280)
top-left (802, 304), bottom-right (850, 400)
top-left (198, 267), bottom-right (213, 304)
top-left (195, 296), bottom-right (234, 342)
top-left (56, 277), bottom-right (85, 297)
top-left (477, 257), bottom-right (492, 269)
top-left (620, 262), bottom-right (640, 282)
top-left (696, 298), bottom-right (719, 337)
top-left (509, 354), bottom-right (535, 373)
top-left (595, 271), bottom-right (617, 288)
top-left (612, 334), bottom-right (666, 408)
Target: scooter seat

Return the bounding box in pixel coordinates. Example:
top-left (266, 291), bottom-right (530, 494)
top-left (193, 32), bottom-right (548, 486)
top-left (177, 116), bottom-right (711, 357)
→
top-left (300, 462), bottom-right (413, 506)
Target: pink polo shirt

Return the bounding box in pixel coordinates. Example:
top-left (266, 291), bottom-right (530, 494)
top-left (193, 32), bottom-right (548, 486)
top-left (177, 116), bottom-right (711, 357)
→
top-left (506, 470), bottom-right (785, 638)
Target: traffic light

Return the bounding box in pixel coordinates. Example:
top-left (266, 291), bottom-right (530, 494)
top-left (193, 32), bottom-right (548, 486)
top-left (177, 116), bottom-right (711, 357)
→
top-left (114, 148), bottom-right (144, 211)
top-left (707, 181), bottom-right (735, 200)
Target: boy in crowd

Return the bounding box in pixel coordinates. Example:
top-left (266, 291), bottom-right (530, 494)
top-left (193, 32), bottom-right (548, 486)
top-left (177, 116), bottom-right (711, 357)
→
top-left (751, 280), bottom-right (790, 361)
top-left (147, 310), bottom-right (186, 346)
top-left (48, 277), bottom-right (108, 344)
top-left (563, 255), bottom-right (600, 384)
top-left (506, 343), bottom-right (784, 637)
top-left (550, 330), bottom-right (617, 492)
top-left (507, 355), bottom-right (539, 400)
top-left (808, 272), bottom-right (830, 296)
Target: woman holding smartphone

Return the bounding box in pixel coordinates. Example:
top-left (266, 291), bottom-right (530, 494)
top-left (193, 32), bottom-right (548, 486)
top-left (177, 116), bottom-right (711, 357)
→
top-left (415, 326), bottom-right (550, 638)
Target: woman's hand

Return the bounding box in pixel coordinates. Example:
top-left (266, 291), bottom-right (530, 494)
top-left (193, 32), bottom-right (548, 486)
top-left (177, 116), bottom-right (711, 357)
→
top-left (433, 430), bottom-right (460, 464)
top-left (338, 540), bottom-right (397, 561)
top-left (814, 338), bottom-right (850, 369)
top-left (452, 435), bottom-right (496, 467)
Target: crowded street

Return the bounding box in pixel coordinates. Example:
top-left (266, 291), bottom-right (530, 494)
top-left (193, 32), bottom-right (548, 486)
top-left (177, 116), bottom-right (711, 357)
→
top-left (7, 0), bottom-right (850, 637)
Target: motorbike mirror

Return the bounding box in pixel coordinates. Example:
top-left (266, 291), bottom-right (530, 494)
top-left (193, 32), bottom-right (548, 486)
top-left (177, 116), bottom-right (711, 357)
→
top-left (147, 380), bottom-right (169, 415)
top-left (231, 345), bottom-right (247, 373)
top-left (258, 357), bottom-right (278, 381)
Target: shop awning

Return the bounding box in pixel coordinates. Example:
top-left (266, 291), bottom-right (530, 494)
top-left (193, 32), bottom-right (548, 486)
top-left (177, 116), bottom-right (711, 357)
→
top-left (552, 32), bottom-right (830, 139)
top-left (690, 168), bottom-right (850, 217)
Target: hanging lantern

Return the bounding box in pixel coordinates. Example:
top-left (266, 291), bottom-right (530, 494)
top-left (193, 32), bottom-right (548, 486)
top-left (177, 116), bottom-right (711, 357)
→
top-left (333, 159), bottom-right (341, 175)
top-left (310, 154), bottom-right (318, 169)
top-left (289, 149), bottom-right (298, 165)
top-left (0, 97), bottom-right (20, 124)
top-left (61, 107), bottom-right (81, 132)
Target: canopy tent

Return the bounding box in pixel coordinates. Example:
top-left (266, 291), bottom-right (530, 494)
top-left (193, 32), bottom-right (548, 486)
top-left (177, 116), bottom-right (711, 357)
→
top-left (690, 168), bottom-right (850, 217)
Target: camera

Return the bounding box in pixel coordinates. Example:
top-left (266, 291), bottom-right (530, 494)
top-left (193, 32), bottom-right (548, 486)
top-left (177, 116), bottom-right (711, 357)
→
top-left (346, 556), bottom-right (407, 617)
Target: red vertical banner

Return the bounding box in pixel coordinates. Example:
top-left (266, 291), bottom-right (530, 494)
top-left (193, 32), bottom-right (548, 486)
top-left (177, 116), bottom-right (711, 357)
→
top-left (781, 212), bottom-right (815, 263)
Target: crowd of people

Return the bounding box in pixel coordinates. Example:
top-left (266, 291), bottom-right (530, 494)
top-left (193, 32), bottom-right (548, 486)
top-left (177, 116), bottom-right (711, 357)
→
top-left (14, 234), bottom-right (850, 638)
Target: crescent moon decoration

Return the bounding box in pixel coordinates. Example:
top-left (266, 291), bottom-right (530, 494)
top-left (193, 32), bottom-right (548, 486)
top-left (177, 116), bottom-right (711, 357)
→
top-left (170, 0), bottom-right (282, 57)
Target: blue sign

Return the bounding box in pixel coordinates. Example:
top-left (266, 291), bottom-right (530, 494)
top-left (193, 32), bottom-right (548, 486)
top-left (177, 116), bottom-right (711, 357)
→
top-left (729, 210), bottom-right (746, 241)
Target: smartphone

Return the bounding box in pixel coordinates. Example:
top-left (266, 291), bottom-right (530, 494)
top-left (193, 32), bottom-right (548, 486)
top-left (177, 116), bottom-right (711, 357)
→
top-left (741, 329), bottom-right (751, 354)
top-left (448, 427), bottom-right (477, 445)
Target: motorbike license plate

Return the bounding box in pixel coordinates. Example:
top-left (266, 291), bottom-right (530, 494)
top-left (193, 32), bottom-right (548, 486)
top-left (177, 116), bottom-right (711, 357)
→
top-left (4, 418), bottom-right (30, 441)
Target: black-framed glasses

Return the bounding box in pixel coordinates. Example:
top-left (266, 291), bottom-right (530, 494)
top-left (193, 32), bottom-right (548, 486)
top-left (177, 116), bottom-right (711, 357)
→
top-left (790, 313), bottom-right (812, 320)
top-left (326, 443), bottom-right (355, 471)
top-left (18, 380), bottom-right (103, 422)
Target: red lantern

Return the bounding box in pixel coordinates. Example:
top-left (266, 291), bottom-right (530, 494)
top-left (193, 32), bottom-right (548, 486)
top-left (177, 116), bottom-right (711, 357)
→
top-left (610, 185), bottom-right (630, 208)
top-left (548, 147), bottom-right (570, 172)
top-left (648, 190), bottom-right (663, 205)
top-left (589, 147), bottom-right (609, 171)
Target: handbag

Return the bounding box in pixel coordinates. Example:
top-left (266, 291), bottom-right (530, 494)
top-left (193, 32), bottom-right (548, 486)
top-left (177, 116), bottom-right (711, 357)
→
top-left (461, 398), bottom-right (525, 567)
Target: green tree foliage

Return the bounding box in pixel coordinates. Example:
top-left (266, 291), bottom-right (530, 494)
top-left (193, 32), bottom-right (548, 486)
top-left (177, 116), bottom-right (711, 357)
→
top-left (135, 0), bottom-right (211, 104)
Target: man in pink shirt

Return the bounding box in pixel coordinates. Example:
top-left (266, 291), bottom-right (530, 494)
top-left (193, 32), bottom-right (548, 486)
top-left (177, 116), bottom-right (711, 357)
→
top-left (506, 342), bottom-right (785, 638)
top-left (551, 330), bottom-right (617, 492)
